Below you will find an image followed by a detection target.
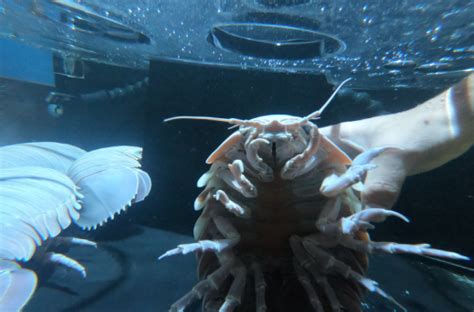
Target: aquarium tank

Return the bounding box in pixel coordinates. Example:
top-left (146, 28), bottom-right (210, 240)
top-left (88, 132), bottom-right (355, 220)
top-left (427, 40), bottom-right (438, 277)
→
top-left (0, 1), bottom-right (473, 311)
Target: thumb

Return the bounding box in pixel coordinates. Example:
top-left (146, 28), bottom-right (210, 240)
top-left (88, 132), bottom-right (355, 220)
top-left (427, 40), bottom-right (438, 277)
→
top-left (362, 151), bottom-right (408, 209)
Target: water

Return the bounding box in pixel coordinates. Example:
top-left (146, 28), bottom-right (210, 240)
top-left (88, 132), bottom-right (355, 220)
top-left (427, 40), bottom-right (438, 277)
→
top-left (0, 1), bottom-right (473, 312)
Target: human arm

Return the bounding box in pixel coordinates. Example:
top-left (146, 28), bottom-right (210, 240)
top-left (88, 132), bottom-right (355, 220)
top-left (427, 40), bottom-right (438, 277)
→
top-left (320, 74), bottom-right (474, 208)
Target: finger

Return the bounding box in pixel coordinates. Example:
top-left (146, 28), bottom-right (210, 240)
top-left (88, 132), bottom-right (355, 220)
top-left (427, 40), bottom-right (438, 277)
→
top-left (362, 151), bottom-right (407, 209)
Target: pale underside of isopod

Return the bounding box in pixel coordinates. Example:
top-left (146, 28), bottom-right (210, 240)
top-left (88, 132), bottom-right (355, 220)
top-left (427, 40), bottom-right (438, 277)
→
top-left (0, 142), bottom-right (152, 311)
top-left (160, 80), bottom-right (469, 312)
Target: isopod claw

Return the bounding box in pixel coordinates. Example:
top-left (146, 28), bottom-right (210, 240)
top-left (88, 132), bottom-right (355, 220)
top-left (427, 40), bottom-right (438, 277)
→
top-left (214, 190), bottom-right (250, 217)
top-left (370, 242), bottom-right (470, 261)
top-left (44, 252), bottom-right (87, 278)
top-left (52, 236), bottom-right (98, 248)
top-left (246, 138), bottom-right (273, 182)
top-left (354, 207), bottom-right (410, 223)
top-left (159, 240), bottom-right (232, 259)
top-left (160, 215), bottom-right (240, 260)
top-left (320, 147), bottom-right (401, 197)
top-left (227, 160), bottom-right (258, 198)
top-left (281, 124), bottom-right (321, 180)
top-left (318, 207), bottom-right (410, 235)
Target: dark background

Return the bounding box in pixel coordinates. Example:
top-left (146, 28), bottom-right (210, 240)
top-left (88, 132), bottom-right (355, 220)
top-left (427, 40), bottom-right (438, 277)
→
top-left (141, 60), bottom-right (473, 261)
top-left (5, 59), bottom-right (472, 311)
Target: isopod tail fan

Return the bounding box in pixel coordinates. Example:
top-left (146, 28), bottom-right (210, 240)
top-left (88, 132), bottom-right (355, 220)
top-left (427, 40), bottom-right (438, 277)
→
top-left (0, 142), bottom-right (152, 311)
top-left (0, 260), bottom-right (37, 312)
top-left (67, 146), bottom-right (152, 230)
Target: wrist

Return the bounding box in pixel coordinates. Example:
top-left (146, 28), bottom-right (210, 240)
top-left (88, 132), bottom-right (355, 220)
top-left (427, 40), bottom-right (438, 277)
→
top-left (408, 75), bottom-right (473, 174)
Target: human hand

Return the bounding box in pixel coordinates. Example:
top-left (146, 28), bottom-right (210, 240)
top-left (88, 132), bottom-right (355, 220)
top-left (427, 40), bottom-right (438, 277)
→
top-left (320, 74), bottom-right (474, 209)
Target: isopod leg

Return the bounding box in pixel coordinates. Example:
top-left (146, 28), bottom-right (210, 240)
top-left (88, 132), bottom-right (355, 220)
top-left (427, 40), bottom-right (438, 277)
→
top-left (214, 190), bottom-right (251, 218)
top-left (206, 131), bottom-right (244, 164)
top-left (318, 207), bottom-right (409, 236)
top-left (317, 206), bottom-right (469, 261)
top-left (219, 259), bottom-right (247, 312)
top-left (252, 262), bottom-right (267, 312)
top-left (320, 147), bottom-right (397, 197)
top-left (315, 196), bottom-right (342, 233)
top-left (159, 215), bottom-right (240, 259)
top-left (51, 236), bottom-right (97, 248)
top-left (246, 138), bottom-right (273, 182)
top-left (337, 234), bottom-right (469, 260)
top-left (226, 159), bottom-right (257, 198)
top-left (293, 259), bottom-right (324, 312)
top-left (281, 124), bottom-right (321, 180)
top-left (289, 236), bottom-right (342, 311)
top-left (203, 294), bottom-right (223, 312)
top-left (170, 258), bottom-right (234, 312)
top-left (43, 252), bottom-right (87, 278)
top-left (301, 238), bottom-right (406, 311)
top-left (195, 188), bottom-right (212, 211)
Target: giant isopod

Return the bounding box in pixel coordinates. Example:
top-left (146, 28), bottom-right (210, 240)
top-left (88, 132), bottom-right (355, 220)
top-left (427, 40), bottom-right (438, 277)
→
top-left (160, 79), bottom-right (468, 311)
top-left (0, 142), bottom-right (152, 311)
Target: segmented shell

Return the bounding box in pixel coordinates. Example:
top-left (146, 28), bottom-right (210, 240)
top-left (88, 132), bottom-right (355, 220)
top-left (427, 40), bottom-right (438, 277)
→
top-left (0, 142), bottom-right (86, 172)
top-left (67, 146), bottom-right (152, 229)
top-left (162, 116), bottom-right (468, 312)
top-left (0, 142), bottom-right (152, 311)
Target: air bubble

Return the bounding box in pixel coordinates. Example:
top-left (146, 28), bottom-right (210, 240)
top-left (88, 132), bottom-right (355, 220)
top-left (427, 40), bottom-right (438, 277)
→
top-left (362, 17), bottom-right (373, 25)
